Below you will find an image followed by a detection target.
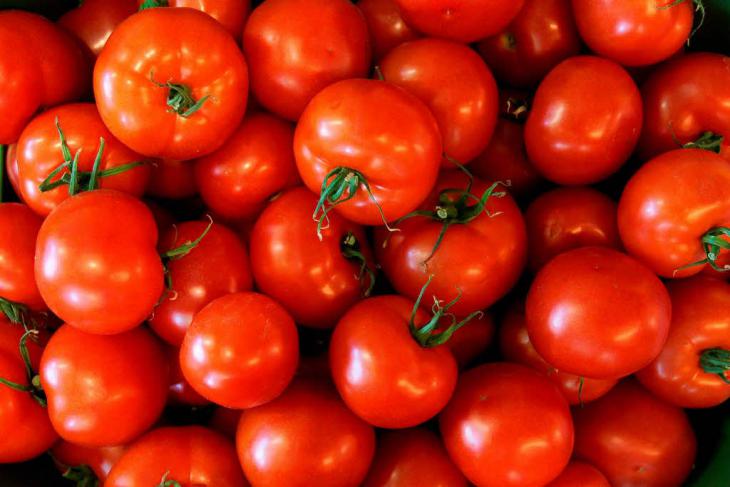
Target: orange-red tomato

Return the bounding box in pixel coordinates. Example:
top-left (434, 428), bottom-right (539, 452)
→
top-left (136, 0), bottom-right (251, 37)
top-left (357, 0), bottom-right (420, 60)
top-left (59, 0), bottom-right (137, 58)
top-left (52, 441), bottom-right (126, 483)
top-left (0, 203), bottom-right (45, 310)
top-left (546, 462), bottom-right (610, 487)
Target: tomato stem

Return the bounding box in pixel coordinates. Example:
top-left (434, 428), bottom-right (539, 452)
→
top-left (658, 0), bottom-right (706, 42)
top-left (149, 72), bottom-right (209, 118)
top-left (158, 471), bottom-right (182, 487)
top-left (373, 66), bottom-right (384, 81)
top-left (683, 131), bottom-right (724, 153)
top-left (0, 329), bottom-right (46, 407)
top-left (674, 226), bottom-right (730, 274)
top-left (700, 348), bottom-right (730, 383)
top-left (340, 232), bottom-right (376, 296)
top-left (61, 464), bottom-right (98, 487)
top-left (577, 376), bottom-right (585, 408)
top-left (139, 0), bottom-right (169, 10)
top-left (160, 216), bottom-right (214, 292)
top-left (0, 296), bottom-right (43, 330)
top-left (503, 96), bottom-right (530, 122)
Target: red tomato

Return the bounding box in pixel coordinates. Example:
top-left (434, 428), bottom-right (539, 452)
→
top-left (546, 462), bottom-right (610, 487)
top-left (166, 345), bottom-right (208, 406)
top-left (4, 144), bottom-right (20, 197)
top-left (195, 113), bottom-right (299, 221)
top-left (208, 407), bottom-right (242, 439)
top-left (237, 379), bottom-right (375, 487)
top-left (375, 171), bottom-right (526, 317)
top-left (478, 0), bottom-right (581, 88)
top-left (16, 103), bottom-right (150, 217)
top-left (59, 0), bottom-right (137, 58)
top-left (572, 0), bottom-right (693, 66)
top-left (445, 312), bottom-right (494, 368)
top-left (381, 38), bottom-right (497, 165)
top-left (357, 0), bottom-right (420, 60)
top-left (394, 0), bottom-right (525, 43)
top-left (618, 149), bottom-right (730, 277)
top-left (573, 380), bottom-right (696, 487)
top-left (94, 8), bottom-right (248, 160)
top-left (0, 203), bottom-right (45, 310)
top-left (35, 190), bottom-right (164, 334)
top-left (150, 221), bottom-right (253, 346)
top-left (0, 11), bottom-right (89, 144)
top-left (525, 187), bottom-right (621, 272)
top-left (363, 428), bottom-right (467, 487)
top-left (525, 56), bottom-right (642, 185)
top-left (243, 0), bottom-right (371, 121)
top-left (106, 426), bottom-right (248, 487)
top-left (40, 324), bottom-right (168, 447)
top-left (146, 159), bottom-right (197, 200)
top-left (136, 0), bottom-right (251, 37)
top-left (526, 246), bottom-right (671, 379)
top-left (440, 363), bottom-right (573, 487)
top-left (52, 441), bottom-right (126, 483)
top-left (294, 79), bottom-right (442, 226)
top-left (637, 276), bottom-right (730, 408)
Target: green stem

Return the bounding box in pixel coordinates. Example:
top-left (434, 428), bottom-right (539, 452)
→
top-left (0, 329), bottom-right (46, 407)
top-left (700, 348), bottom-right (730, 383)
top-left (149, 71), bottom-right (209, 117)
top-left (160, 217), bottom-right (214, 292)
top-left (340, 232), bottom-right (376, 296)
top-left (158, 471), bottom-right (182, 487)
top-left (61, 464), bottom-right (98, 487)
top-left (658, 1), bottom-right (706, 42)
top-left (683, 131), bottom-right (724, 153)
top-left (675, 226), bottom-right (730, 274)
top-left (139, 0), bottom-right (168, 10)
top-left (577, 376), bottom-right (585, 408)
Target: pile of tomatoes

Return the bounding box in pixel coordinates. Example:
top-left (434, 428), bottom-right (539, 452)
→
top-left (1, 0), bottom-right (729, 486)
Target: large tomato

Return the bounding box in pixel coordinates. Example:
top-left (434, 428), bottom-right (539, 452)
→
top-left (243, 0), bottom-right (370, 121)
top-left (525, 56), bottom-right (642, 185)
top-left (526, 246), bottom-right (671, 379)
top-left (546, 462), bottom-right (610, 487)
top-left (357, 0), bottom-right (420, 60)
top-left (94, 8), bottom-right (248, 160)
top-left (136, 0), bottom-right (251, 37)
top-left (3, 144), bottom-right (20, 198)
top-left (0, 203), bottom-right (45, 310)
top-left (444, 312), bottom-right (494, 368)
top-left (52, 441), bottom-right (126, 483)
top-left (59, 0), bottom-right (137, 58)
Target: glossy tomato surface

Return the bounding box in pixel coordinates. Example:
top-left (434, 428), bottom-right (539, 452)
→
top-left (136, 0), bottom-right (251, 37)
top-left (59, 0), bottom-right (137, 58)
top-left (545, 462), bottom-right (610, 487)
top-left (52, 441), bottom-right (126, 482)
top-left (357, 0), bottom-right (420, 60)
top-left (0, 203), bottom-right (45, 310)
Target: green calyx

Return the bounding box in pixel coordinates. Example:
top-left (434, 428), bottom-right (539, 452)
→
top-left (700, 348), bottom-right (730, 383)
top-left (157, 471), bottom-right (182, 487)
top-left (0, 296), bottom-right (42, 329)
top-left (0, 329), bottom-right (46, 407)
top-left (160, 217), bottom-right (214, 292)
top-left (139, 0), bottom-right (169, 10)
top-left (149, 72), bottom-right (209, 118)
top-left (62, 464), bottom-right (99, 487)
top-left (683, 131), bottom-right (724, 153)
top-left (340, 232), bottom-right (376, 296)
top-left (675, 226), bottom-right (730, 274)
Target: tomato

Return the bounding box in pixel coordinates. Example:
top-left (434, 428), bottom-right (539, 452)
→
top-left (639, 53), bottom-right (730, 162)
top-left (146, 159), bottom-right (197, 200)
top-left (618, 149), bottom-right (730, 277)
top-left (357, 0), bottom-right (420, 60)
top-left (94, 8), bottom-right (248, 160)
top-left (195, 113), bottom-right (299, 221)
top-left (180, 292), bottom-right (299, 409)
top-left (40, 324), bottom-right (168, 447)
top-left (0, 10), bottom-right (89, 144)
top-left (59, 0), bottom-right (137, 58)
top-left (637, 276), bottom-right (730, 408)
top-left (4, 144), bottom-right (20, 198)
top-left (294, 79), bottom-right (442, 226)
top-left (573, 380), bottom-right (696, 487)
top-left (35, 190), bottom-right (164, 334)
top-left (106, 426), bottom-right (248, 487)
top-left (363, 428), bottom-right (467, 487)
top-left (166, 345), bottom-right (208, 406)
top-left (526, 246), bottom-right (671, 379)
top-left (237, 379), bottom-right (375, 487)
top-left (381, 38), bottom-right (497, 165)
top-left (136, 0), bottom-right (251, 37)
top-left (208, 407), bottom-right (242, 439)
top-left (478, 0), bottom-right (581, 88)
top-left (393, 0), bottom-right (525, 43)
top-left (243, 0), bottom-right (370, 121)
top-left (375, 170), bottom-right (526, 317)
top-left (444, 312), bottom-right (494, 368)
top-left (150, 220), bottom-right (253, 346)
top-left (0, 203), bottom-right (45, 310)
top-left (525, 187), bottom-right (621, 272)
top-left (545, 462), bottom-right (610, 487)
top-left (52, 441), bottom-right (126, 483)
top-left (572, 0), bottom-right (693, 66)
top-left (525, 56), bottom-right (642, 185)
top-left (440, 363), bottom-right (573, 487)
top-left (16, 103), bottom-right (150, 217)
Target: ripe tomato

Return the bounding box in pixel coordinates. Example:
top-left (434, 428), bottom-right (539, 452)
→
top-left (35, 190), bottom-right (164, 334)
top-left (106, 426), bottom-right (247, 487)
top-left (195, 113), bottom-right (299, 221)
top-left (525, 187), bottom-right (620, 272)
top-left (375, 171), bottom-right (526, 317)
top-left (478, 0), bottom-right (581, 88)
top-left (237, 379), bottom-right (375, 487)
top-left (180, 292), bottom-right (299, 409)
top-left (440, 363), bottom-right (573, 487)
top-left (52, 441), bottom-right (126, 483)
top-left (526, 246), bottom-right (671, 379)
top-left (146, 159), bottom-right (197, 200)
top-left (0, 203), bottom-right (45, 310)
top-left (166, 345), bottom-right (208, 406)
top-left (572, 0), bottom-right (693, 66)
top-left (0, 10), bottom-right (89, 144)
top-left (4, 144), bottom-right (20, 198)
top-left (357, 0), bottom-right (420, 60)
top-left (40, 324), bottom-right (168, 447)
top-left (59, 0), bottom-right (136, 58)
top-left (243, 0), bottom-right (371, 121)
top-left (94, 8), bottom-right (248, 160)
top-left (525, 56), bottom-right (642, 185)
top-left (573, 380), bottom-right (696, 487)
top-left (136, 0), bottom-right (251, 37)
top-left (250, 187), bottom-right (374, 328)
top-left (546, 462), bottom-right (610, 487)
top-left (16, 103), bottom-right (150, 217)
top-left (393, 0), bottom-right (525, 43)
top-left (294, 79), bottom-right (442, 227)
top-left (363, 428), bottom-right (467, 487)
top-left (444, 312), bottom-right (494, 368)
top-left (637, 276), bottom-right (730, 408)
top-left (618, 149), bottom-right (730, 277)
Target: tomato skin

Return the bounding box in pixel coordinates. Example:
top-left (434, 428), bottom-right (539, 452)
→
top-left (440, 363), bottom-right (573, 487)
top-left (572, 0), bottom-right (692, 67)
top-left (94, 8), bottom-right (248, 160)
top-left (146, 159), bottom-right (197, 200)
top-left (545, 462), bottom-right (610, 487)
top-left (250, 187), bottom-right (373, 329)
top-left (573, 380), bottom-right (696, 487)
top-left (357, 0), bottom-right (420, 60)
top-left (526, 246), bottom-right (671, 379)
top-left (362, 428), bottom-right (467, 487)
top-left (35, 190), bottom-right (164, 335)
top-left (59, 0), bottom-right (137, 58)
top-left (243, 0), bottom-right (371, 121)
top-left (4, 144), bottom-right (20, 197)
top-left (136, 0), bottom-right (250, 37)
top-left (294, 79), bottom-right (442, 225)
top-left (525, 187), bottom-right (621, 272)
top-left (445, 312), bottom-right (494, 368)
top-left (166, 345), bottom-right (209, 406)
top-left (478, 0), bottom-right (581, 88)
top-left (195, 113), bottom-right (299, 221)
top-left (636, 277), bottom-right (730, 408)
top-left (106, 426), bottom-right (248, 487)
top-left (0, 203), bottom-right (45, 310)
top-left (237, 379), bottom-right (375, 487)
top-left (40, 324), bottom-right (168, 447)
top-left (150, 221), bottom-right (253, 346)
top-left (618, 149), bottom-right (730, 278)
top-left (525, 56), bottom-right (642, 185)
top-left (52, 441), bottom-right (126, 482)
